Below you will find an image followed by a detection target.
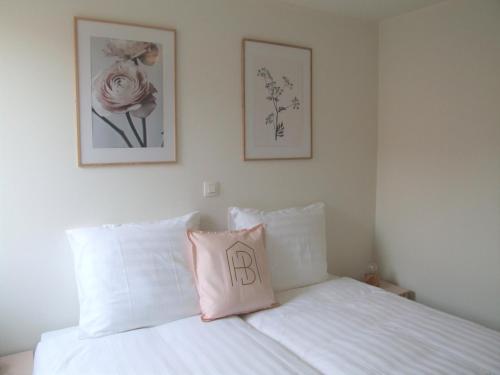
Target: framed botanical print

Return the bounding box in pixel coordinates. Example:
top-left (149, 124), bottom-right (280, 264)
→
top-left (242, 39), bottom-right (312, 160)
top-left (74, 17), bottom-right (176, 166)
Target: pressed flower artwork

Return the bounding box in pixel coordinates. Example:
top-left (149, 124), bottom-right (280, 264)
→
top-left (75, 18), bottom-right (176, 165)
top-left (243, 39), bottom-right (312, 160)
top-left (257, 67), bottom-right (300, 141)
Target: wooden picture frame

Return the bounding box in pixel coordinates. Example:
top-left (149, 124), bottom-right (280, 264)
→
top-left (242, 38), bottom-right (312, 161)
top-left (74, 17), bottom-right (177, 166)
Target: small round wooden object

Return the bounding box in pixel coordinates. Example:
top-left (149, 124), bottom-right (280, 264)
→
top-left (364, 273), bottom-right (380, 287)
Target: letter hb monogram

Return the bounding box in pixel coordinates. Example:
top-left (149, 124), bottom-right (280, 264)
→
top-left (225, 241), bottom-right (262, 287)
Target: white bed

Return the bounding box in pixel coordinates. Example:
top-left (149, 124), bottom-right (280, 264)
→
top-left (35, 206), bottom-right (500, 374)
top-left (34, 277), bottom-right (500, 375)
top-left (245, 277), bottom-right (500, 375)
top-left (33, 315), bottom-right (319, 375)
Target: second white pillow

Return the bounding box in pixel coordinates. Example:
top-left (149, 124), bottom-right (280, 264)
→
top-left (228, 203), bottom-right (328, 292)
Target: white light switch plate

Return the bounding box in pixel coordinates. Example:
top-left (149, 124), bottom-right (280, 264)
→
top-left (203, 181), bottom-right (219, 197)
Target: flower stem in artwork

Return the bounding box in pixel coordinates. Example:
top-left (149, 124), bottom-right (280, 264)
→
top-left (125, 112), bottom-right (145, 147)
top-left (142, 118), bottom-right (148, 147)
top-left (91, 108), bottom-right (133, 148)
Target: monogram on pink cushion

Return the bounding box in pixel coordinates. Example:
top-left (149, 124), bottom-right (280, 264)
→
top-left (187, 224), bottom-right (277, 321)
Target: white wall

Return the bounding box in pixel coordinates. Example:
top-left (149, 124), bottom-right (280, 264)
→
top-left (377, 0), bottom-right (500, 330)
top-left (0, 0), bottom-right (378, 355)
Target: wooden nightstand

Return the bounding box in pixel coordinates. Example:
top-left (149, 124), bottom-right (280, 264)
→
top-left (379, 280), bottom-right (415, 300)
top-left (0, 351), bottom-right (33, 375)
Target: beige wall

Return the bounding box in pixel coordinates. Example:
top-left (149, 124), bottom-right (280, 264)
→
top-left (0, 0), bottom-right (378, 355)
top-left (377, 0), bottom-right (500, 330)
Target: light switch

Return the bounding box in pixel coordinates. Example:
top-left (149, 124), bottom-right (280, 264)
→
top-left (203, 181), bottom-right (219, 198)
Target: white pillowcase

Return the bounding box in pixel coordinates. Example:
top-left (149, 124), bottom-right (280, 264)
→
top-left (67, 212), bottom-right (200, 338)
top-left (228, 203), bottom-right (328, 292)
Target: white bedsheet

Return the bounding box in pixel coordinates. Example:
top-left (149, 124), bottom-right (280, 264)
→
top-left (33, 316), bottom-right (319, 375)
top-left (245, 277), bottom-right (500, 375)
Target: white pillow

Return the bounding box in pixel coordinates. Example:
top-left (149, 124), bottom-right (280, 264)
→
top-left (228, 203), bottom-right (328, 292)
top-left (67, 212), bottom-right (200, 338)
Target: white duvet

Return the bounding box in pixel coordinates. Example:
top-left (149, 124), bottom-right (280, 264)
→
top-left (33, 316), bottom-right (318, 375)
top-left (245, 277), bottom-right (500, 375)
top-left (34, 277), bottom-right (500, 375)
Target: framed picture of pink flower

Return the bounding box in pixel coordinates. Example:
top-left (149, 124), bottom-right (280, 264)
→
top-left (74, 17), bottom-right (176, 165)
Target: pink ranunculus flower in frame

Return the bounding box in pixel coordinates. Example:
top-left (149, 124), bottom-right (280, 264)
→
top-left (92, 61), bottom-right (157, 118)
top-left (75, 18), bottom-right (176, 162)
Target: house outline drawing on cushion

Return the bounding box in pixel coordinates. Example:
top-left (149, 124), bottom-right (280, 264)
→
top-left (226, 241), bottom-right (262, 287)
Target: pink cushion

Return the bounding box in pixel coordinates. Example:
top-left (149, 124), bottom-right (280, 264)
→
top-left (187, 224), bottom-right (276, 321)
